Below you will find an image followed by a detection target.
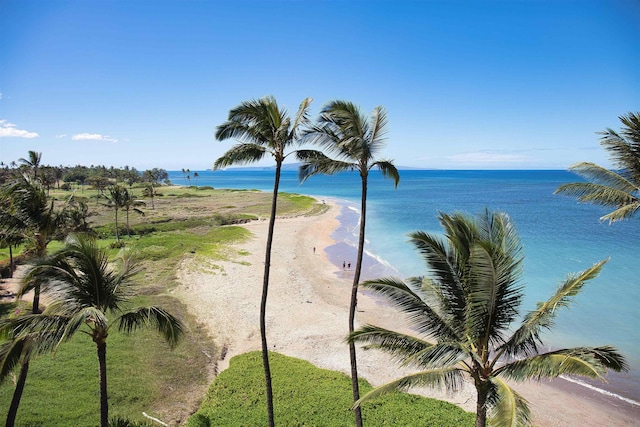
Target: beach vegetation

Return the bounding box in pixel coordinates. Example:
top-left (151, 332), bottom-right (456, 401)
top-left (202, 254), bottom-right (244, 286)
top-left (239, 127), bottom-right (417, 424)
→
top-left (214, 95), bottom-right (313, 427)
top-left (9, 235), bottom-right (184, 427)
top-left (349, 209), bottom-right (627, 427)
top-left (188, 351), bottom-right (474, 427)
top-left (555, 111), bottom-right (640, 222)
top-left (298, 100), bottom-right (400, 426)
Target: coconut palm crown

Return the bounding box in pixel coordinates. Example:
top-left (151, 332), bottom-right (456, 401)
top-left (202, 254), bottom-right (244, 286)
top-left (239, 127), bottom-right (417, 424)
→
top-left (297, 100), bottom-right (399, 427)
top-left (350, 210), bottom-right (626, 427)
top-left (15, 234), bottom-right (184, 427)
top-left (214, 95), bottom-right (312, 427)
top-left (555, 112), bottom-right (640, 223)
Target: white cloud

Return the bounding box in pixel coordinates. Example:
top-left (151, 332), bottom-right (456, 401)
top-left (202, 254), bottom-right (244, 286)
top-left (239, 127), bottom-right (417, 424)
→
top-left (0, 120), bottom-right (39, 138)
top-left (72, 133), bottom-right (118, 143)
top-left (56, 134), bottom-right (68, 139)
top-left (447, 151), bottom-right (529, 164)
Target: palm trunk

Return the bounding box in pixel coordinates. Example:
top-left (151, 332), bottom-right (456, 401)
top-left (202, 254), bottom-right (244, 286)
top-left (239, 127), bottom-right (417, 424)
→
top-left (475, 381), bottom-right (488, 427)
top-left (114, 208), bottom-right (119, 241)
top-left (9, 245), bottom-right (14, 278)
top-left (96, 339), bottom-right (109, 427)
top-left (349, 176), bottom-right (368, 427)
top-left (261, 162), bottom-right (281, 427)
top-left (126, 209), bottom-right (130, 238)
top-left (6, 358), bottom-right (30, 427)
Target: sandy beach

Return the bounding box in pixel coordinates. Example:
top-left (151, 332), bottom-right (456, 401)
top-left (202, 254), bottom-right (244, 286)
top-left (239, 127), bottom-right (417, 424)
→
top-left (173, 201), bottom-right (638, 426)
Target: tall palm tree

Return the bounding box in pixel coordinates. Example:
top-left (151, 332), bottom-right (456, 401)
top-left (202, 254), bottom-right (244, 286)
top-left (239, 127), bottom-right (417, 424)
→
top-left (17, 234), bottom-right (184, 427)
top-left (555, 112), bottom-right (640, 223)
top-left (214, 95), bottom-right (312, 427)
top-left (349, 210), bottom-right (627, 427)
top-left (298, 100), bottom-right (399, 426)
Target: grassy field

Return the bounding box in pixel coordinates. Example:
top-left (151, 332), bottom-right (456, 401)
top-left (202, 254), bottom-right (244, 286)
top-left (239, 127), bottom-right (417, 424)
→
top-left (0, 184), bottom-right (474, 426)
top-left (188, 352), bottom-right (475, 427)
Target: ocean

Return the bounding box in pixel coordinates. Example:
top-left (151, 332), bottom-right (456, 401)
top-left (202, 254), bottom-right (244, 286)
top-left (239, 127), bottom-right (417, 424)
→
top-left (168, 169), bottom-right (639, 407)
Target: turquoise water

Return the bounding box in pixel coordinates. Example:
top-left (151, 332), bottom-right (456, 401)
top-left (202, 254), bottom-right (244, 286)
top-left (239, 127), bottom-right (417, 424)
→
top-left (169, 169), bottom-right (639, 403)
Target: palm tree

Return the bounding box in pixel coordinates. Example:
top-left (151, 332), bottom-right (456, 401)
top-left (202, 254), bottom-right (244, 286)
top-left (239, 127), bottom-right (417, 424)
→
top-left (142, 182), bottom-right (158, 210)
top-left (18, 150), bottom-right (42, 181)
top-left (0, 174), bottom-right (74, 312)
top-left (555, 112), bottom-right (640, 223)
top-left (0, 314), bottom-right (68, 427)
top-left (298, 100), bottom-right (399, 426)
top-left (214, 95), bottom-right (312, 427)
top-left (17, 235), bottom-right (184, 427)
top-left (120, 191), bottom-right (145, 238)
top-left (349, 209), bottom-right (627, 427)
top-left (101, 185), bottom-right (129, 241)
top-left (193, 171), bottom-right (199, 188)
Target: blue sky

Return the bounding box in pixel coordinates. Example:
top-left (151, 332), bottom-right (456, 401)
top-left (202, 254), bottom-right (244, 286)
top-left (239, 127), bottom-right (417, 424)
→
top-left (0, 0), bottom-right (638, 171)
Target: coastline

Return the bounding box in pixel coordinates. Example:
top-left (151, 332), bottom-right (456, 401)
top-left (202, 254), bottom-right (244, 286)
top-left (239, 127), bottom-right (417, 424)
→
top-left (173, 199), bottom-right (638, 426)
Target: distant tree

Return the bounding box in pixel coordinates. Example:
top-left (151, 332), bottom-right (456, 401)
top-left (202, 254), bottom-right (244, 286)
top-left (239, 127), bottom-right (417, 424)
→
top-left (142, 183), bottom-right (158, 210)
top-left (101, 185), bottom-right (129, 241)
top-left (555, 112), bottom-right (640, 223)
top-left (143, 168), bottom-right (169, 186)
top-left (298, 100), bottom-right (399, 426)
top-left (121, 192), bottom-right (145, 238)
top-left (18, 151), bottom-right (42, 181)
top-left (193, 172), bottom-right (199, 188)
top-left (350, 210), bottom-right (627, 427)
top-left (214, 95), bottom-right (312, 427)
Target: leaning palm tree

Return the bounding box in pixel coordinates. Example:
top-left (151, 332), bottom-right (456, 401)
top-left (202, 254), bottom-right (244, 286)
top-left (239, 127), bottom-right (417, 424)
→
top-left (214, 95), bottom-right (312, 427)
top-left (18, 234), bottom-right (184, 427)
top-left (0, 314), bottom-right (69, 427)
top-left (298, 100), bottom-right (399, 426)
top-left (350, 209), bottom-right (627, 427)
top-left (555, 112), bottom-right (640, 223)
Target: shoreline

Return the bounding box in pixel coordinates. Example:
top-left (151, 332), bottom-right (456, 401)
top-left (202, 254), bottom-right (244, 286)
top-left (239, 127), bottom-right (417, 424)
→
top-left (174, 199), bottom-right (638, 426)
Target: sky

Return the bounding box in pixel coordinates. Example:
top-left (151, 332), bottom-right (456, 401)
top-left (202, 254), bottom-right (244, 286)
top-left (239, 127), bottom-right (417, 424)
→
top-left (0, 0), bottom-right (638, 171)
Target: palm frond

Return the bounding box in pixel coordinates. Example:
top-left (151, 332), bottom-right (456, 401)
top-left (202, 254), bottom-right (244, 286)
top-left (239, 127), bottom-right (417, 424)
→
top-left (213, 143), bottom-right (267, 170)
top-left (500, 260), bottom-right (607, 358)
top-left (407, 230), bottom-right (467, 329)
top-left (289, 97), bottom-right (313, 142)
top-left (486, 376), bottom-right (531, 427)
top-left (296, 149), bottom-right (355, 179)
top-left (349, 324), bottom-right (434, 363)
top-left (360, 277), bottom-right (461, 341)
top-left (116, 306), bottom-right (184, 348)
top-left (0, 338), bottom-right (30, 383)
top-left (371, 160), bottom-right (400, 187)
top-left (496, 346), bottom-right (627, 382)
top-left (353, 367), bottom-right (463, 408)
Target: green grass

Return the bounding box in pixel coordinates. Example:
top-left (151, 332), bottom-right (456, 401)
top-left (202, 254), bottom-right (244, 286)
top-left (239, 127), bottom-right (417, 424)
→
top-left (0, 295), bottom-right (212, 426)
top-left (188, 352), bottom-right (475, 427)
